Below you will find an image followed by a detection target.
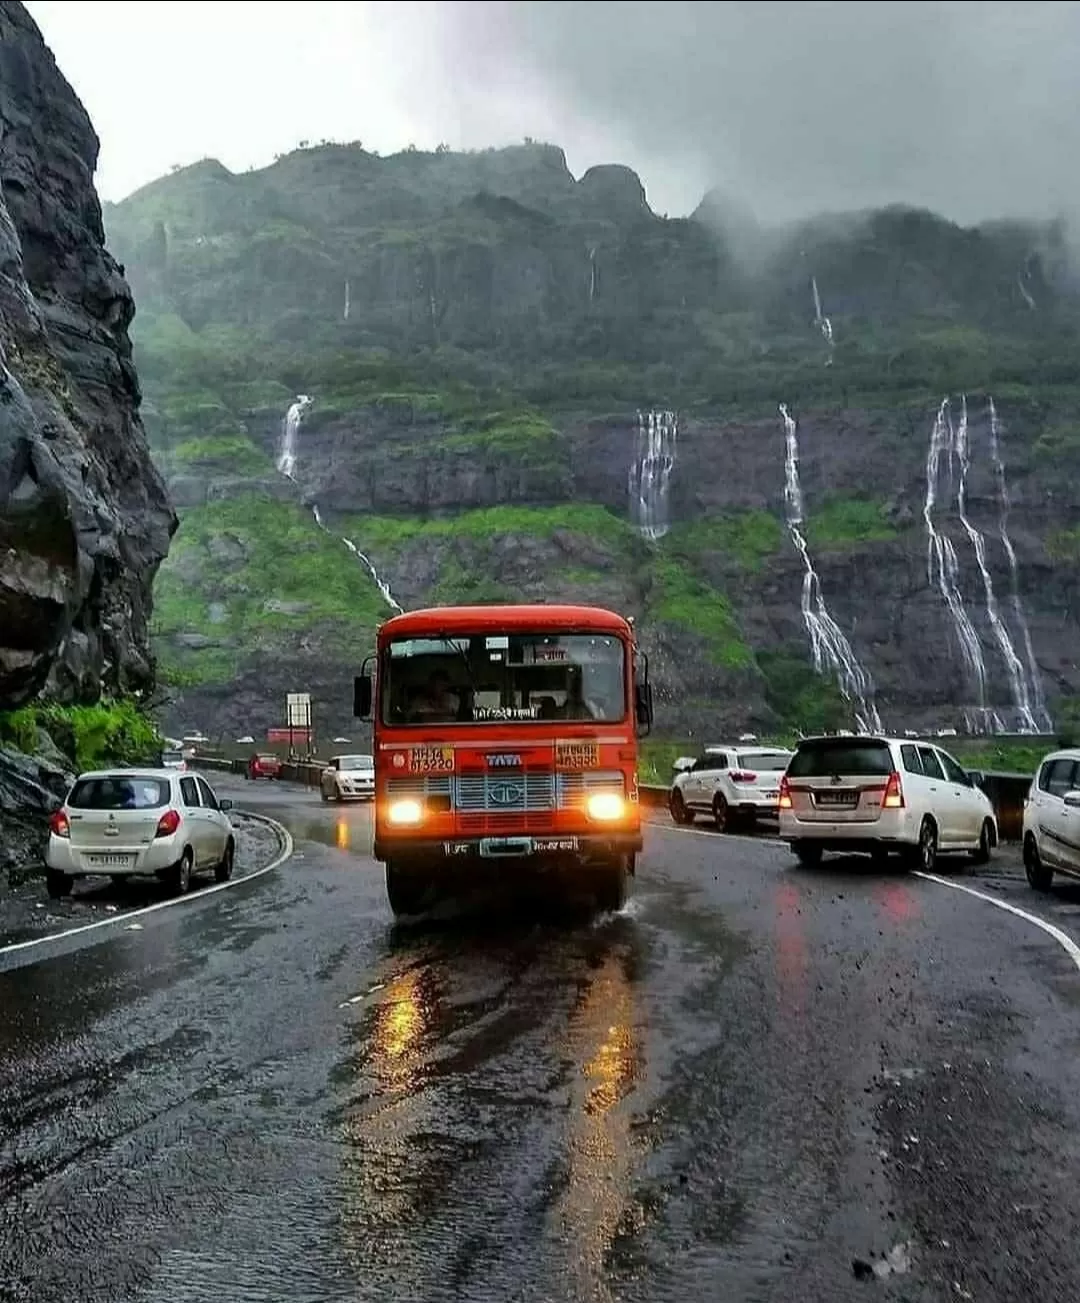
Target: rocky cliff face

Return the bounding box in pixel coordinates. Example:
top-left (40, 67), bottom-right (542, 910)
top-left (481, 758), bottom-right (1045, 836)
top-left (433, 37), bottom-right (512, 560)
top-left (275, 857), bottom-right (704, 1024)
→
top-left (102, 141), bottom-right (1080, 744)
top-left (0, 1), bottom-right (175, 712)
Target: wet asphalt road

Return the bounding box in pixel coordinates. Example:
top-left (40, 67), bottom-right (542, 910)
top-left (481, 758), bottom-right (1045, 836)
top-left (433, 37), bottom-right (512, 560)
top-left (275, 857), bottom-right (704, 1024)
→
top-left (3, 779), bottom-right (1080, 1303)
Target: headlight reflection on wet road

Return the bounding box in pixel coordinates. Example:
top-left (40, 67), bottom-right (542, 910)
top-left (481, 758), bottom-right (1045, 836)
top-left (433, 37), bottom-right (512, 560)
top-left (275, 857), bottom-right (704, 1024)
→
top-left (559, 946), bottom-right (643, 1301)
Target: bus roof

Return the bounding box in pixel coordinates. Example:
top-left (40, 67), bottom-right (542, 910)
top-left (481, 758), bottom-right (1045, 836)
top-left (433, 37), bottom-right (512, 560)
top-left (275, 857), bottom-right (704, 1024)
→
top-left (378, 604), bottom-right (633, 639)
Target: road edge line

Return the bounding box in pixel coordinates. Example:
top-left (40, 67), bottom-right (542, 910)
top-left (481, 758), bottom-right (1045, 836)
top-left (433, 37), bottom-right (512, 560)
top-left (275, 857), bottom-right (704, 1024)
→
top-left (914, 870), bottom-right (1080, 974)
top-left (0, 811), bottom-right (294, 960)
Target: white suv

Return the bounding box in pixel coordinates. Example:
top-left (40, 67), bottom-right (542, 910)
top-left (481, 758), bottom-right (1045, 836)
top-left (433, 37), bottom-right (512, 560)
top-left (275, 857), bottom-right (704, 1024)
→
top-left (669, 745), bottom-right (794, 831)
top-left (1022, 747), bottom-right (1080, 891)
top-left (778, 734), bottom-right (997, 871)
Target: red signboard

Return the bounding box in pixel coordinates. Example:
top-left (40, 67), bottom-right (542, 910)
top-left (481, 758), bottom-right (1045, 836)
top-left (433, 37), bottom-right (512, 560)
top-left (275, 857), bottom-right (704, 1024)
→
top-left (267, 727), bottom-right (312, 744)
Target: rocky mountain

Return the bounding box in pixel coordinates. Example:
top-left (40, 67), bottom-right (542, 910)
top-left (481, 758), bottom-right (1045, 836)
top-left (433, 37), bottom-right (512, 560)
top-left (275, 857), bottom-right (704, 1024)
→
top-left (102, 140), bottom-right (1080, 744)
top-left (0, 1), bottom-right (175, 867)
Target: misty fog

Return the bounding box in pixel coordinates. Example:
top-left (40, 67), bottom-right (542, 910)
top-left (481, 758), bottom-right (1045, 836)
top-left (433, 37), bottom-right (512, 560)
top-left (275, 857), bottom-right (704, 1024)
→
top-left (428, 0), bottom-right (1080, 227)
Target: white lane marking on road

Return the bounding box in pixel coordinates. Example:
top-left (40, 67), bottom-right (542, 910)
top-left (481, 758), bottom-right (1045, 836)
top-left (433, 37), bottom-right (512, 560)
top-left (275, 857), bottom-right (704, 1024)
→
top-left (0, 813), bottom-right (294, 961)
top-left (643, 817), bottom-right (784, 847)
top-left (914, 871), bottom-right (1080, 974)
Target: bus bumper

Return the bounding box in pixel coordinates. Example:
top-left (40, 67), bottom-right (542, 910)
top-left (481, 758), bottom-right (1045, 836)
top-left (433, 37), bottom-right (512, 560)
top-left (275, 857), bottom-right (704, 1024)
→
top-left (373, 831), bottom-right (643, 864)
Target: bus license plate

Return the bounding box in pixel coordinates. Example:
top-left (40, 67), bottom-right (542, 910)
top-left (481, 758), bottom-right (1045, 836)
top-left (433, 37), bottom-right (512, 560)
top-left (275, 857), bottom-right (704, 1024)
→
top-left (409, 746), bottom-right (454, 773)
top-left (555, 740), bottom-right (599, 769)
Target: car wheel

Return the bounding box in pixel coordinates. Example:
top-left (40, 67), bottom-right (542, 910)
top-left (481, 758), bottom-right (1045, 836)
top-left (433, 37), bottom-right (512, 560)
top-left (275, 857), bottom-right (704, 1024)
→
top-left (593, 854), bottom-right (631, 913)
top-left (712, 793), bottom-right (730, 832)
top-left (910, 818), bottom-right (937, 873)
top-left (385, 860), bottom-right (432, 918)
top-left (669, 789), bottom-right (692, 825)
top-left (46, 869), bottom-right (73, 899)
top-left (970, 819), bottom-right (994, 865)
top-left (214, 839), bottom-right (235, 884)
top-left (169, 847), bottom-right (194, 895)
top-left (794, 842), bottom-right (822, 868)
top-left (1024, 833), bottom-right (1053, 892)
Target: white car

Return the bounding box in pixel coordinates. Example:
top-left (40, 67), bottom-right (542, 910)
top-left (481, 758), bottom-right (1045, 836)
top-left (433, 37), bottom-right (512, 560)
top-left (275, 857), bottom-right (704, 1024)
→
top-left (778, 734), bottom-right (997, 870)
top-left (1022, 747), bottom-right (1080, 891)
top-left (45, 769), bottom-right (236, 899)
top-left (669, 745), bottom-right (794, 830)
top-left (320, 753), bottom-right (375, 802)
top-left (160, 747), bottom-right (187, 771)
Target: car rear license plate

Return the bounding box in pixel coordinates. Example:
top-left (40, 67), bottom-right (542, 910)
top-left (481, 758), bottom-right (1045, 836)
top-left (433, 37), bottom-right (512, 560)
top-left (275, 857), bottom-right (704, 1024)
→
top-left (764, 789), bottom-right (779, 798)
top-left (88, 854), bottom-right (134, 868)
top-left (815, 791), bottom-right (858, 807)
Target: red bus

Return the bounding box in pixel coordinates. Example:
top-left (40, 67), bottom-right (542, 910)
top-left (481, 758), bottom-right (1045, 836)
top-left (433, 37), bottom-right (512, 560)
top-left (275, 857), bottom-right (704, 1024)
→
top-left (354, 604), bottom-right (653, 917)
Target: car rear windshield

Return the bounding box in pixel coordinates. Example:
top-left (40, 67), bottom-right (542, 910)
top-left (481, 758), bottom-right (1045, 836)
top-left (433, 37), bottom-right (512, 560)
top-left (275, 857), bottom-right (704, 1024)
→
top-left (162, 750), bottom-right (183, 762)
top-left (737, 752), bottom-right (790, 771)
top-left (68, 776), bottom-right (171, 810)
top-left (787, 740), bottom-right (893, 778)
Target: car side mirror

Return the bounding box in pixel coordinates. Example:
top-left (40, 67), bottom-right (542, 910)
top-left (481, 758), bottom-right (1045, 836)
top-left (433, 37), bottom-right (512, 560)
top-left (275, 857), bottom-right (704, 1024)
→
top-left (967, 770), bottom-right (984, 788)
top-left (219, 799), bottom-right (233, 811)
top-left (634, 681), bottom-right (653, 736)
top-left (1064, 790), bottom-right (1080, 809)
top-left (354, 673), bottom-right (372, 720)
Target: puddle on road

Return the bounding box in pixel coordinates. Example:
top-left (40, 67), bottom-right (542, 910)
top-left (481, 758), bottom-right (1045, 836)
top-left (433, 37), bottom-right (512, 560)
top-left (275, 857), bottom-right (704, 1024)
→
top-left (257, 802), bottom-right (376, 857)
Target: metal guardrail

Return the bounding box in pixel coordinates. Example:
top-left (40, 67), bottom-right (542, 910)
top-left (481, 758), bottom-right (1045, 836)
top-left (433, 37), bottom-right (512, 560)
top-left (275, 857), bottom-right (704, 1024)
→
top-left (194, 758), bottom-right (1032, 842)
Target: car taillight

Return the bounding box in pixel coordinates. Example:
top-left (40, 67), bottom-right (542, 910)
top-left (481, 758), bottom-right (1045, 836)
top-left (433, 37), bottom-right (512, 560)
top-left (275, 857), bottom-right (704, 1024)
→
top-left (155, 809), bottom-right (182, 838)
top-left (882, 771), bottom-right (905, 809)
top-left (730, 770), bottom-right (757, 783)
top-left (778, 776), bottom-right (792, 809)
top-left (49, 809), bottom-right (70, 838)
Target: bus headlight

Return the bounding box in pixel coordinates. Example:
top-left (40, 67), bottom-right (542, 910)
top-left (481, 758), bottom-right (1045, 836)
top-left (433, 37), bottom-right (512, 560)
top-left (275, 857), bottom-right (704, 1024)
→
top-left (387, 798), bottom-right (423, 826)
top-left (586, 792), bottom-right (625, 822)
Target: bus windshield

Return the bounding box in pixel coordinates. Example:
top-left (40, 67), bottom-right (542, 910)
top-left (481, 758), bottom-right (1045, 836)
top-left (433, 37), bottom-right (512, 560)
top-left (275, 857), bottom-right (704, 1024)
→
top-left (381, 632), bottom-right (627, 725)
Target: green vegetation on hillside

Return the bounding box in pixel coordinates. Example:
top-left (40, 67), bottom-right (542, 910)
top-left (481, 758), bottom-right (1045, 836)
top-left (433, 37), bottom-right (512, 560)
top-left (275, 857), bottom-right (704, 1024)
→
top-left (1046, 527), bottom-right (1080, 562)
top-left (0, 700), bottom-right (162, 772)
top-left (152, 495), bottom-right (393, 683)
top-left (805, 497), bottom-right (900, 549)
top-left (665, 509), bottom-right (784, 572)
top-left (647, 559), bottom-right (753, 669)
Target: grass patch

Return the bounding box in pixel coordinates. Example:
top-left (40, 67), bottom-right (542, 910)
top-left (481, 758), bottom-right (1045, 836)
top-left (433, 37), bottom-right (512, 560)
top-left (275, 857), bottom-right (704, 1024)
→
top-left (1046, 527), bottom-right (1080, 563)
top-left (666, 509), bottom-right (784, 572)
top-left (648, 558), bottom-right (753, 669)
top-left (341, 503), bottom-right (636, 554)
top-left (805, 497), bottom-right (899, 550)
top-left (169, 434), bottom-right (271, 472)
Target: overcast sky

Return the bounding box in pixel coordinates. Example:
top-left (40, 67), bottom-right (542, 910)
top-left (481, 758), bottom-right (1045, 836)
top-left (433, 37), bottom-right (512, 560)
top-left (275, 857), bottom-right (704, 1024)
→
top-left (25, 0), bottom-right (1080, 224)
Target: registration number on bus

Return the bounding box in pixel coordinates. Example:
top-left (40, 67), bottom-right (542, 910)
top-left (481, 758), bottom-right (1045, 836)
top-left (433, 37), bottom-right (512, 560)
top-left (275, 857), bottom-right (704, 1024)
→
top-left (409, 746), bottom-right (455, 773)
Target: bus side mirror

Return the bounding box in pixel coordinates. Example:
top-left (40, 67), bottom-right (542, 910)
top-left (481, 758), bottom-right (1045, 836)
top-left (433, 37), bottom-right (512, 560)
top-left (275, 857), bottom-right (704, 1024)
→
top-left (354, 674), bottom-right (372, 720)
top-left (635, 681), bottom-right (653, 735)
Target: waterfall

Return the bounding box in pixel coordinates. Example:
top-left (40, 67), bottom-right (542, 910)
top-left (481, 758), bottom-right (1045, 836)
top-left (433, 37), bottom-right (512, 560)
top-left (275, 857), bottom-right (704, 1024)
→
top-left (308, 507), bottom-right (403, 614)
top-left (779, 404), bottom-right (881, 732)
top-left (954, 396), bottom-right (1039, 733)
top-left (343, 279), bottom-right (351, 321)
top-left (988, 397), bottom-right (1052, 732)
top-left (923, 397), bottom-right (990, 725)
top-left (274, 395), bottom-right (403, 614)
top-left (588, 247), bottom-right (598, 302)
top-left (810, 275), bottom-right (835, 362)
top-left (1017, 272), bottom-right (1036, 311)
top-left (629, 410), bottom-right (677, 540)
top-left (277, 394), bottom-right (312, 478)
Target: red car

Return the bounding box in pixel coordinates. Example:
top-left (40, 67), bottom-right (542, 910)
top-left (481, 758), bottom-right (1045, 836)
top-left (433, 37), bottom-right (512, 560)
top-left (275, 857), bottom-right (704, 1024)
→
top-left (247, 753), bottom-right (283, 781)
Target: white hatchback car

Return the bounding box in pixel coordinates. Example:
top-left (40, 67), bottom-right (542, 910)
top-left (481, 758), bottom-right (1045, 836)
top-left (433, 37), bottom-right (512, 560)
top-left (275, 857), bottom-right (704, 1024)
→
top-left (46, 769), bottom-right (236, 899)
top-left (669, 745), bottom-right (794, 830)
top-left (1022, 747), bottom-right (1080, 891)
top-left (320, 753), bottom-right (375, 802)
top-left (778, 734), bottom-right (997, 870)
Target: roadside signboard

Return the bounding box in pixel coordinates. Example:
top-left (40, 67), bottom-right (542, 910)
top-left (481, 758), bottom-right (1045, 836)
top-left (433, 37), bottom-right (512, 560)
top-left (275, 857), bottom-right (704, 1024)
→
top-left (285, 693), bottom-right (313, 757)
